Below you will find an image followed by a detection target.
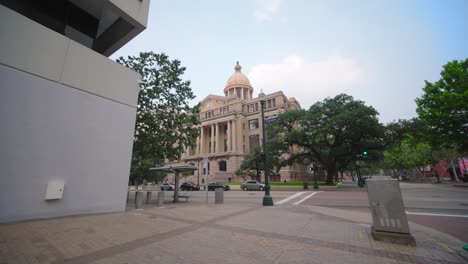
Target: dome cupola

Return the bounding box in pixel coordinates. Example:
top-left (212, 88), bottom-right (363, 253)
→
top-left (224, 61), bottom-right (254, 100)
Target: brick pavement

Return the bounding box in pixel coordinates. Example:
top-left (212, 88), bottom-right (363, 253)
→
top-left (1, 201), bottom-right (467, 264)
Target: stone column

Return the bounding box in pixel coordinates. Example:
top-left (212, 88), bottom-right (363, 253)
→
top-left (196, 130), bottom-right (200, 155)
top-left (200, 126), bottom-right (204, 154)
top-left (232, 119), bottom-right (237, 152)
top-left (211, 124), bottom-right (215, 153)
top-left (215, 123), bottom-right (219, 153)
top-left (227, 121), bottom-right (231, 152)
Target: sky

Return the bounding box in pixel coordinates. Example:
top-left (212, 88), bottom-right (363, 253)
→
top-left (111, 0), bottom-right (467, 124)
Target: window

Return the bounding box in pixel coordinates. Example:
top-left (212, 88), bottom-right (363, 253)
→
top-left (272, 98), bottom-right (276, 107)
top-left (267, 100), bottom-right (272, 108)
top-left (219, 106), bottom-right (229, 114)
top-left (248, 103), bottom-right (259, 112)
top-left (203, 162), bottom-right (210, 174)
top-left (243, 89), bottom-right (248, 99)
top-left (249, 135), bottom-right (260, 152)
top-left (236, 88), bottom-right (241, 98)
top-left (219, 160), bottom-right (227, 171)
top-left (249, 119), bottom-right (259, 130)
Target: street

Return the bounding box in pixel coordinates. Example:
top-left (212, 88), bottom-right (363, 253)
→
top-left (131, 182), bottom-right (468, 242)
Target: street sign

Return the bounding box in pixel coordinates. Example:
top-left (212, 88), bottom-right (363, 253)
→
top-left (203, 156), bottom-right (208, 168)
top-left (265, 117), bottom-right (278, 124)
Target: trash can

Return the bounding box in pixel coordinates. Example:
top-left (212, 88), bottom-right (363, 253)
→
top-left (303, 182), bottom-right (309, 189)
top-left (215, 188), bottom-right (224, 204)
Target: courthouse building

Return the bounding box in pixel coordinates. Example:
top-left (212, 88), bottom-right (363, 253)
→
top-left (172, 62), bottom-right (307, 184)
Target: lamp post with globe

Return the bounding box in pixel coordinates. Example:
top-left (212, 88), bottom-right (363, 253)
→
top-left (259, 90), bottom-right (273, 206)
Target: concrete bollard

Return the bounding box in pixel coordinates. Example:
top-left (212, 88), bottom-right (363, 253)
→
top-left (146, 191), bottom-right (152, 204)
top-left (215, 188), bottom-right (224, 204)
top-left (135, 191), bottom-right (143, 209)
top-left (157, 191), bottom-right (164, 207)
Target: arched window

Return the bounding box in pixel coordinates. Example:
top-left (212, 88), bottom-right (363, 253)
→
top-left (219, 160), bottom-right (227, 171)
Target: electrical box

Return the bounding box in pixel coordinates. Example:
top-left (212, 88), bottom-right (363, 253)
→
top-left (367, 178), bottom-right (415, 244)
top-left (44, 180), bottom-right (65, 200)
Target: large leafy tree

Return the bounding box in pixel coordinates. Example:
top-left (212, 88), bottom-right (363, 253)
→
top-left (283, 94), bottom-right (386, 184)
top-left (384, 135), bottom-right (432, 182)
top-left (384, 118), bottom-right (462, 182)
top-left (236, 110), bottom-right (303, 182)
top-left (117, 52), bottom-right (200, 185)
top-left (416, 59), bottom-right (468, 153)
top-left (235, 146), bottom-right (264, 182)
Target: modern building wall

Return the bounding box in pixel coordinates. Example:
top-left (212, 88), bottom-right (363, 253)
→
top-left (0, 2), bottom-right (147, 222)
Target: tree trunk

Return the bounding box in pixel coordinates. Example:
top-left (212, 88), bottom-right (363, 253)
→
top-left (451, 159), bottom-right (460, 182)
top-left (326, 166), bottom-right (337, 185)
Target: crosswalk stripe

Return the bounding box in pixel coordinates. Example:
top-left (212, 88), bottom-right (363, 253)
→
top-left (293, 191), bottom-right (322, 205)
top-left (276, 192), bottom-right (306, 205)
top-left (406, 211), bottom-right (468, 218)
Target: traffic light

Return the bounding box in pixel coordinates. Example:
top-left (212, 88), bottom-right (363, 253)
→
top-left (363, 151), bottom-right (368, 155)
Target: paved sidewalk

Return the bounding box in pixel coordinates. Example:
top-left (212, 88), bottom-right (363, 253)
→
top-left (1, 200), bottom-right (467, 263)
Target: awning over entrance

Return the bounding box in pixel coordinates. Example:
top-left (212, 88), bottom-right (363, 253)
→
top-left (149, 164), bottom-right (198, 173)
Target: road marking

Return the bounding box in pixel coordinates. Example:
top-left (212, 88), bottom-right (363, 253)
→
top-left (293, 191), bottom-right (322, 205)
top-left (276, 192), bottom-right (306, 205)
top-left (406, 211), bottom-right (468, 218)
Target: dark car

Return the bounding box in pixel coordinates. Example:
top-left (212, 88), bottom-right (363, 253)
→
top-left (180, 182), bottom-right (200, 191)
top-left (207, 182), bottom-right (230, 191)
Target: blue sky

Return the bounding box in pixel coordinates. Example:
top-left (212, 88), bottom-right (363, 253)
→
top-left (111, 0), bottom-right (467, 123)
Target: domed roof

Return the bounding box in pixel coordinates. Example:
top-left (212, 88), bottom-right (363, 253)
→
top-left (224, 62), bottom-right (253, 90)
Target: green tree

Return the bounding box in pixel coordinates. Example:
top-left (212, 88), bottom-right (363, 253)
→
top-left (236, 146), bottom-right (264, 182)
top-left (416, 59), bottom-right (468, 153)
top-left (283, 94), bottom-right (386, 184)
top-left (117, 52), bottom-right (200, 186)
top-left (384, 135), bottom-right (432, 181)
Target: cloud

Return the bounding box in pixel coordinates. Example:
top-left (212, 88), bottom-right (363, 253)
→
top-left (254, 0), bottom-right (282, 23)
top-left (247, 55), bottom-right (368, 108)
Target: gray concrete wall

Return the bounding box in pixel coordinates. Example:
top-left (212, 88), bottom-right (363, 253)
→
top-left (0, 65), bottom-right (136, 222)
top-left (0, 5), bottom-right (139, 222)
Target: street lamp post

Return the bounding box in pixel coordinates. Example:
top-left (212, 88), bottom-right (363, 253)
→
top-left (259, 90), bottom-right (273, 206)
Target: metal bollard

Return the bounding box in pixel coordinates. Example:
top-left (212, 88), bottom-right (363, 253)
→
top-left (215, 188), bottom-right (224, 204)
top-left (157, 191), bottom-right (164, 207)
top-left (146, 191), bottom-right (152, 204)
top-left (135, 191), bottom-right (143, 208)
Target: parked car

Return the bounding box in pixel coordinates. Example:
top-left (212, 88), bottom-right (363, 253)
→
top-left (240, 180), bottom-right (265, 191)
top-left (207, 182), bottom-right (230, 191)
top-left (160, 183), bottom-right (175, 191)
top-left (180, 182), bottom-right (200, 191)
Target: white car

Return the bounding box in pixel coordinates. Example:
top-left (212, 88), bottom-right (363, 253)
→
top-left (240, 180), bottom-right (265, 191)
top-left (160, 183), bottom-right (175, 191)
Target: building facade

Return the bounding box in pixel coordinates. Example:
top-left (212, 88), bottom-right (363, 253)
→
top-left (169, 62), bottom-right (307, 184)
top-left (0, 0), bottom-right (149, 222)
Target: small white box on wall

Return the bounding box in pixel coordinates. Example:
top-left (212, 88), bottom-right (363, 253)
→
top-left (44, 180), bottom-right (65, 200)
